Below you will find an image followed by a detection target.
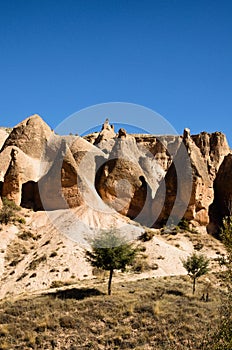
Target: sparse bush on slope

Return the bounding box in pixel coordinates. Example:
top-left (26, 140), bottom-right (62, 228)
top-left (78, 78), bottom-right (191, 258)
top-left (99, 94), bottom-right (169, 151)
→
top-left (0, 197), bottom-right (24, 225)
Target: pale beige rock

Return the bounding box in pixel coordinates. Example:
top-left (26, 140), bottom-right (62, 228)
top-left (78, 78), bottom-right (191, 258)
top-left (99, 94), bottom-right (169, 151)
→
top-left (153, 130), bottom-right (228, 227)
top-left (95, 132), bottom-right (164, 224)
top-left (38, 140), bottom-right (84, 210)
top-left (0, 128), bottom-right (9, 150)
top-left (192, 131), bottom-right (230, 178)
top-left (133, 134), bottom-right (182, 171)
top-left (0, 115), bottom-right (231, 231)
top-left (2, 114), bottom-right (53, 158)
top-left (94, 118), bottom-right (116, 144)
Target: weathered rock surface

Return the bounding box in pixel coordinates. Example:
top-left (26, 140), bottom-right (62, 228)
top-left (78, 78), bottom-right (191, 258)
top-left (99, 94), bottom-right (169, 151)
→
top-left (94, 118), bottom-right (115, 141)
top-left (191, 131), bottom-right (230, 179)
top-left (2, 114), bottom-right (52, 158)
top-left (208, 153), bottom-right (232, 234)
top-left (152, 129), bottom-right (231, 227)
top-left (133, 134), bottom-right (182, 171)
top-left (37, 139), bottom-right (83, 210)
top-left (95, 131), bottom-right (164, 225)
top-left (0, 115), bottom-right (231, 232)
top-left (0, 128), bottom-right (10, 150)
top-left (1, 147), bottom-right (41, 206)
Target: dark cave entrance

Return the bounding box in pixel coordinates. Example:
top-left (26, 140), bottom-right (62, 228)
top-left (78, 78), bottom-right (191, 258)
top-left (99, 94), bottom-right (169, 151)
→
top-left (0, 181), bottom-right (3, 198)
top-left (21, 181), bottom-right (43, 211)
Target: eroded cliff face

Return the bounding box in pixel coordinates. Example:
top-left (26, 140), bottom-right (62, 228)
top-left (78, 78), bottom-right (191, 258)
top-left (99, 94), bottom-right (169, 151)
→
top-left (207, 154), bottom-right (232, 235)
top-left (0, 115), bottom-right (231, 233)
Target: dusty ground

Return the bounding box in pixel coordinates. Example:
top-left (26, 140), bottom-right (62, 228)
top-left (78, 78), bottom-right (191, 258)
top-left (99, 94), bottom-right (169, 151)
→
top-left (0, 207), bottom-right (226, 301)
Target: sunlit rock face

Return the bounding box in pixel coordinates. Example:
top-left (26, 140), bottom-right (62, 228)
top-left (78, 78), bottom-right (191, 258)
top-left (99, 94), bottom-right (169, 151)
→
top-left (0, 115), bottom-right (231, 231)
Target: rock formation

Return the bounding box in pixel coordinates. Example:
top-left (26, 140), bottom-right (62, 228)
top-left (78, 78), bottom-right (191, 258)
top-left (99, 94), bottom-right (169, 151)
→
top-left (153, 129), bottom-right (230, 228)
top-left (0, 128), bottom-right (9, 149)
top-left (95, 130), bottom-right (164, 226)
top-left (0, 114), bottom-right (231, 234)
top-left (2, 114), bottom-right (52, 158)
top-left (208, 154), bottom-right (232, 234)
top-left (94, 118), bottom-right (115, 143)
top-left (38, 139), bottom-right (84, 210)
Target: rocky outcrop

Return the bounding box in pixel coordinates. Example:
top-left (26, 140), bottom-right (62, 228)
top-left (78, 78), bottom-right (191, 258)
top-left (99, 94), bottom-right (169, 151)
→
top-left (208, 154), bottom-right (232, 235)
top-left (2, 114), bottom-right (52, 158)
top-left (94, 118), bottom-right (115, 141)
top-left (152, 129), bottom-right (231, 227)
top-left (133, 134), bottom-right (182, 171)
top-left (182, 130), bottom-right (214, 226)
top-left (0, 128), bottom-right (9, 150)
top-left (192, 131), bottom-right (230, 179)
top-left (0, 115), bottom-right (231, 233)
top-left (95, 131), bottom-right (164, 225)
top-left (2, 149), bottom-right (22, 205)
top-left (38, 139), bottom-right (84, 210)
top-left (2, 147), bottom-right (42, 206)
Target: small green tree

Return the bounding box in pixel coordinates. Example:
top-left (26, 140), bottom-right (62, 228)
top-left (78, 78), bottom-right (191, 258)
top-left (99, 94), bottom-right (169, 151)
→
top-left (86, 228), bottom-right (138, 295)
top-left (182, 252), bottom-right (210, 294)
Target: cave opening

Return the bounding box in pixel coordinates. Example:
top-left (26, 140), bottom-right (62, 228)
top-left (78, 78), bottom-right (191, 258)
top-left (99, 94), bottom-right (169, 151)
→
top-left (21, 181), bottom-right (43, 211)
top-left (0, 181), bottom-right (3, 198)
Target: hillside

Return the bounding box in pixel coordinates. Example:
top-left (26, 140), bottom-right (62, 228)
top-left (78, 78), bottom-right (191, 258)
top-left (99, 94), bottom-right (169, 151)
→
top-left (0, 114), bottom-right (231, 349)
top-left (0, 275), bottom-right (229, 350)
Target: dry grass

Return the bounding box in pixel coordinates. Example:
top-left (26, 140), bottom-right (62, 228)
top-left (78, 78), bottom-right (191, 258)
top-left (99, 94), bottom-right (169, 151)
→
top-left (0, 274), bottom-right (227, 350)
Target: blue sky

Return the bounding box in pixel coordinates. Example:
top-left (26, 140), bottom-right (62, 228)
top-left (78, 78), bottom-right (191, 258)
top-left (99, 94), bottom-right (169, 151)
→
top-left (0, 0), bottom-right (232, 145)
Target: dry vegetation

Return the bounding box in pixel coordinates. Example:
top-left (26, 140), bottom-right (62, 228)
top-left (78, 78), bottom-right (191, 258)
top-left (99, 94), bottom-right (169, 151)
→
top-left (0, 274), bottom-right (228, 350)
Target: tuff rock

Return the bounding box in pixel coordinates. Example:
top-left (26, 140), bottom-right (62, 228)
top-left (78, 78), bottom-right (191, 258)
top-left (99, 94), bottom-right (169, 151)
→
top-left (0, 115), bottom-right (231, 233)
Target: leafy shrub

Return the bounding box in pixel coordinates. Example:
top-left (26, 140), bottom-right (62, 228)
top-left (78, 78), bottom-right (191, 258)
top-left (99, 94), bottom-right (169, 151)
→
top-left (178, 218), bottom-right (190, 230)
top-left (132, 258), bottom-right (151, 272)
top-left (0, 198), bottom-right (25, 225)
top-left (139, 230), bottom-right (155, 242)
top-left (28, 255), bottom-right (47, 270)
top-left (16, 217), bottom-right (26, 224)
top-left (18, 231), bottom-right (36, 241)
top-left (50, 280), bottom-right (73, 288)
top-left (59, 316), bottom-right (77, 328)
top-left (2, 197), bottom-right (21, 211)
top-left (0, 205), bottom-right (15, 225)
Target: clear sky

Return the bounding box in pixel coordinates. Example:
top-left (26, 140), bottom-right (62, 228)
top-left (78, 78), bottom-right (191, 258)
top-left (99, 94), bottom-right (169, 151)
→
top-left (0, 0), bottom-right (231, 145)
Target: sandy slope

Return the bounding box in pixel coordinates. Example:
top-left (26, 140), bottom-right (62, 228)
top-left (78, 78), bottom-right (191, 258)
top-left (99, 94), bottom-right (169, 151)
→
top-left (0, 207), bottom-right (226, 300)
